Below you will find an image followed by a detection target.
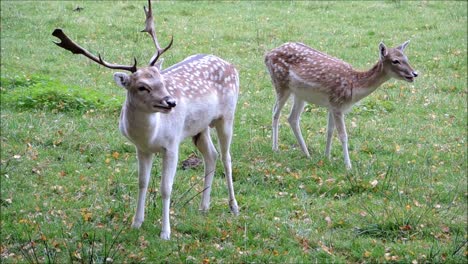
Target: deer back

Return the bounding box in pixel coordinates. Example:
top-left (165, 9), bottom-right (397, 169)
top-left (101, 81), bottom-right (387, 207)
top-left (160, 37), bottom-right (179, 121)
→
top-left (163, 54), bottom-right (239, 108)
top-left (265, 42), bottom-right (355, 106)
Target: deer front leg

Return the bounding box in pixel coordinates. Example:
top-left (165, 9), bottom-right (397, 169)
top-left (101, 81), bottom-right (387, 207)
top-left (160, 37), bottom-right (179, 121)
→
top-left (325, 111), bottom-right (335, 159)
top-left (272, 89), bottom-right (291, 152)
top-left (332, 111), bottom-right (352, 170)
top-left (288, 96), bottom-right (310, 158)
top-left (132, 150), bottom-right (154, 228)
top-left (160, 148), bottom-right (179, 240)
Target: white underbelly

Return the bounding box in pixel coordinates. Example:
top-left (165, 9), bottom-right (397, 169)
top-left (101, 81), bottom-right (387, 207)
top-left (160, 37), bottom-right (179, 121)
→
top-left (290, 84), bottom-right (331, 107)
top-left (289, 70), bottom-right (331, 107)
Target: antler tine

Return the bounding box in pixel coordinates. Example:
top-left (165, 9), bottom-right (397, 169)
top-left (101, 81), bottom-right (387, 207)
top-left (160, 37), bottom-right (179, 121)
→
top-left (142, 0), bottom-right (173, 66)
top-left (149, 36), bottom-right (174, 66)
top-left (52, 28), bottom-right (137, 73)
top-left (142, 0), bottom-right (160, 50)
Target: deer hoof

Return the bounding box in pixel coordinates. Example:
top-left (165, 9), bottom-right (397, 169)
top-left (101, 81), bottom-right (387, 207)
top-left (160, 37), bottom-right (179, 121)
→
top-left (199, 202), bottom-right (210, 213)
top-left (160, 231), bottom-right (171, 240)
top-left (131, 218), bottom-right (143, 229)
top-left (230, 200), bottom-right (239, 216)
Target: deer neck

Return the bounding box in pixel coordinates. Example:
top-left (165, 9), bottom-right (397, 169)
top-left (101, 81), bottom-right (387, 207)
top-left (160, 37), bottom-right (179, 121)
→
top-left (119, 99), bottom-right (161, 146)
top-left (352, 61), bottom-right (390, 102)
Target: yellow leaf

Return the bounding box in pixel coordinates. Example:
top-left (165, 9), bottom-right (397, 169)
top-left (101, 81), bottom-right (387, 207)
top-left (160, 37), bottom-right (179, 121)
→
top-left (19, 219), bottom-right (28, 224)
top-left (74, 252), bottom-right (82, 260)
top-left (105, 158), bottom-right (111, 164)
top-left (364, 251), bottom-right (371, 257)
top-left (395, 144), bottom-right (401, 153)
top-left (291, 172), bottom-right (300, 179)
top-left (112, 152), bottom-right (120, 159)
top-left (81, 210), bottom-right (92, 222)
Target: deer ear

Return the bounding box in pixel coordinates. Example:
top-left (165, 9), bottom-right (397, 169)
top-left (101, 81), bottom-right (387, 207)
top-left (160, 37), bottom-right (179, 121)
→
top-left (113, 72), bottom-right (130, 89)
top-left (379, 42), bottom-right (388, 60)
top-left (397, 40), bottom-right (410, 51)
top-left (153, 58), bottom-right (164, 71)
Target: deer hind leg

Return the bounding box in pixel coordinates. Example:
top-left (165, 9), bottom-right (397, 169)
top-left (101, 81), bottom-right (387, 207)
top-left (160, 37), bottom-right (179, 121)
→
top-left (272, 85), bottom-right (291, 152)
top-left (288, 96), bottom-right (310, 158)
top-left (325, 110), bottom-right (335, 159)
top-left (193, 129), bottom-right (218, 213)
top-left (214, 118), bottom-right (239, 215)
top-left (332, 111), bottom-right (352, 170)
top-left (132, 150), bottom-right (154, 229)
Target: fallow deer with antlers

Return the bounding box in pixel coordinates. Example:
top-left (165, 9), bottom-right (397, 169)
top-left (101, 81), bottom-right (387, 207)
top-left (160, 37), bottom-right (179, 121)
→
top-left (52, 0), bottom-right (239, 240)
top-left (265, 41), bottom-right (418, 169)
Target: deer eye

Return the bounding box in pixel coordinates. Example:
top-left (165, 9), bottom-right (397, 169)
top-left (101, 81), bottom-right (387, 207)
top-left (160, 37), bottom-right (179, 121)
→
top-left (392, 60), bottom-right (400, 65)
top-left (138, 87), bottom-right (149, 92)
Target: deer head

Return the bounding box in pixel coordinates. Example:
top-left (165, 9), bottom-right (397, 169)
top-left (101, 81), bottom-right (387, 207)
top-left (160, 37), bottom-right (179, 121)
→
top-left (379, 40), bottom-right (418, 82)
top-left (52, 0), bottom-right (175, 113)
top-left (113, 61), bottom-right (176, 113)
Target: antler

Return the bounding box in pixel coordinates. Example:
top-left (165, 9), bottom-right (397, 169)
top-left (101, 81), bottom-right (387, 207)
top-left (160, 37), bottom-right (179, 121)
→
top-left (52, 28), bottom-right (137, 73)
top-left (142, 0), bottom-right (173, 66)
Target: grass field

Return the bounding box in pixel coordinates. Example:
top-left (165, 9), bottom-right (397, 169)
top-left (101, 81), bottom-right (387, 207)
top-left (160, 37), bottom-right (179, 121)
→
top-left (1, 1), bottom-right (466, 263)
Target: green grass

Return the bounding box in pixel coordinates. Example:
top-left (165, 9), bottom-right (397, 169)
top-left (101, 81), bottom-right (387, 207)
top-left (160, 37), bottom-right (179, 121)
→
top-left (1, 1), bottom-right (466, 263)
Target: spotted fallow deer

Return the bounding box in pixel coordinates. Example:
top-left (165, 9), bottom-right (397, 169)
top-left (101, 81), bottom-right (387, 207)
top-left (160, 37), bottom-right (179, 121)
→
top-left (265, 41), bottom-right (418, 169)
top-left (52, 0), bottom-right (239, 240)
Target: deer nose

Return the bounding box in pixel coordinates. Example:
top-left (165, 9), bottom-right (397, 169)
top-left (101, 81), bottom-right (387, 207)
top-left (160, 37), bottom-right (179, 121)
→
top-left (412, 71), bottom-right (418, 77)
top-left (163, 96), bottom-right (176, 108)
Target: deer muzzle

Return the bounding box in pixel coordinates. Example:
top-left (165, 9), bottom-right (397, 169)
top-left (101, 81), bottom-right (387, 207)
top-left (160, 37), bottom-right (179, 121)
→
top-left (163, 96), bottom-right (176, 108)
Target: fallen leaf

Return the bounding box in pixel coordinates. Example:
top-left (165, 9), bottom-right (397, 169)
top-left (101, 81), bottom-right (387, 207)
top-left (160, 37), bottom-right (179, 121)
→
top-left (298, 237), bottom-right (310, 253)
top-left (318, 240), bottom-right (333, 255)
top-left (74, 252), bottom-right (82, 260)
top-left (181, 153), bottom-right (202, 170)
top-left (32, 168), bottom-right (41, 175)
top-left (399, 224), bottom-right (412, 231)
top-left (395, 144), bottom-right (401, 153)
top-left (441, 226), bottom-right (450, 233)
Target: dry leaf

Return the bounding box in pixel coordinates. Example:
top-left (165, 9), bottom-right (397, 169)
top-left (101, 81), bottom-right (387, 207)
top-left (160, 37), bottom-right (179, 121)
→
top-left (399, 224), bottom-right (412, 231)
top-left (318, 241), bottom-right (333, 255)
top-left (395, 144), bottom-right (401, 153)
